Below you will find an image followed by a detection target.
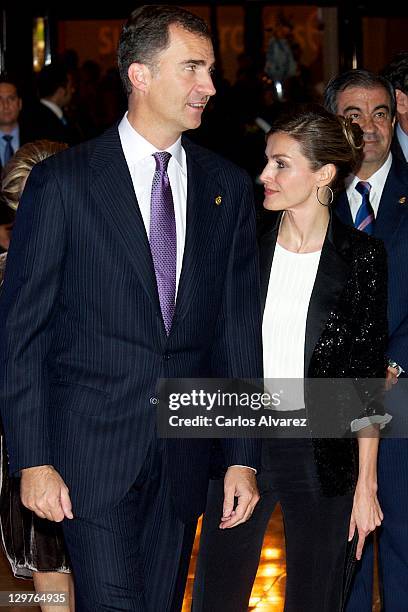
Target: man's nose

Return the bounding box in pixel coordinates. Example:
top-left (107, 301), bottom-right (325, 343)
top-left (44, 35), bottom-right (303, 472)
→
top-left (197, 73), bottom-right (216, 97)
top-left (360, 114), bottom-right (377, 133)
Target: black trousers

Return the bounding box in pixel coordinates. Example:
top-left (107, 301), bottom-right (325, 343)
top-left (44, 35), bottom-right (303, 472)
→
top-left (62, 440), bottom-right (196, 611)
top-left (193, 439), bottom-right (354, 612)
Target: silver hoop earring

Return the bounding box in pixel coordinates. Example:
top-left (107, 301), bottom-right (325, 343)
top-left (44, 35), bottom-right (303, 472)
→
top-left (316, 185), bottom-right (334, 207)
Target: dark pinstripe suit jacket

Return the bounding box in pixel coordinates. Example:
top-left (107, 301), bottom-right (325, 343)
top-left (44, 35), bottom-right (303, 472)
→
top-left (0, 125), bottom-right (262, 521)
top-left (336, 157), bottom-right (408, 371)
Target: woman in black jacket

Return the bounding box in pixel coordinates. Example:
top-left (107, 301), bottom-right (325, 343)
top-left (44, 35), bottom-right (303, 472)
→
top-left (193, 105), bottom-right (389, 612)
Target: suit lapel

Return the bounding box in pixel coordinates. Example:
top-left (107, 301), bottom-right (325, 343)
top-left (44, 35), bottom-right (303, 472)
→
top-left (304, 216), bottom-right (350, 374)
top-left (90, 126), bottom-right (161, 314)
top-left (172, 138), bottom-right (222, 328)
top-left (335, 190), bottom-right (353, 226)
top-left (375, 159), bottom-right (408, 245)
top-left (258, 212), bottom-right (281, 314)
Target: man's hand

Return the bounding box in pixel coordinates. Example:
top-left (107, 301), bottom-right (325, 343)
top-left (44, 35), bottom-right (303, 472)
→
top-left (20, 465), bottom-right (73, 522)
top-left (220, 466), bottom-right (259, 529)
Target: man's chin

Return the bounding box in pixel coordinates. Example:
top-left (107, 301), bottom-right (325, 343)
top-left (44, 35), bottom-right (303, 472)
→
top-left (363, 151), bottom-right (383, 163)
top-left (186, 119), bottom-right (202, 131)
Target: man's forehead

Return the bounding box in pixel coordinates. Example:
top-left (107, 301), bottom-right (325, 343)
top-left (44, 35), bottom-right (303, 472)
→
top-left (338, 85), bottom-right (390, 109)
top-left (0, 83), bottom-right (18, 96)
top-left (165, 24), bottom-right (214, 61)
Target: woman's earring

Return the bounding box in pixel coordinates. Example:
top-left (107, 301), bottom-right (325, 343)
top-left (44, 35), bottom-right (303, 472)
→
top-left (316, 185), bottom-right (334, 207)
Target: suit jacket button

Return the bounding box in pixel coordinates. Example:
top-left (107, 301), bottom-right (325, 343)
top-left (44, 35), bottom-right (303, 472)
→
top-left (163, 353), bottom-right (171, 360)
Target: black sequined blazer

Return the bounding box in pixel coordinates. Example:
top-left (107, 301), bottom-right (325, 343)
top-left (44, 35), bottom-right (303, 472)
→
top-left (258, 211), bottom-right (388, 496)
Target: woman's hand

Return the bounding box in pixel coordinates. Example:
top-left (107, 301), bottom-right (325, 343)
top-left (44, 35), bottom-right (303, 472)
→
top-left (349, 480), bottom-right (383, 560)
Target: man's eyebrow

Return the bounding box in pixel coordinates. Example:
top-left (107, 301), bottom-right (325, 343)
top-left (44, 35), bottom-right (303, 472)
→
top-left (343, 105), bottom-right (362, 113)
top-left (180, 59), bottom-right (206, 65)
top-left (343, 104), bottom-right (390, 113)
top-left (180, 59), bottom-right (215, 69)
top-left (372, 104), bottom-right (390, 112)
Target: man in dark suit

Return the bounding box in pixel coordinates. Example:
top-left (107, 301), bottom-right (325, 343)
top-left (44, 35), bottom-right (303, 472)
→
top-left (382, 52), bottom-right (408, 164)
top-left (324, 69), bottom-right (408, 612)
top-left (0, 6), bottom-right (262, 611)
top-left (21, 62), bottom-right (78, 145)
top-left (0, 75), bottom-right (30, 172)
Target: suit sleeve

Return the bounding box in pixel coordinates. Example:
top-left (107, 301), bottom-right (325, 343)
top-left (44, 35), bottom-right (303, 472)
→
top-left (210, 172), bottom-right (263, 470)
top-left (349, 239), bottom-right (388, 424)
top-left (0, 162), bottom-right (67, 474)
top-left (386, 317), bottom-right (408, 373)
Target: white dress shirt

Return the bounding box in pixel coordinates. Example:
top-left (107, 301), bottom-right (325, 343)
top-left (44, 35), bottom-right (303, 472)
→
top-left (263, 242), bottom-right (321, 410)
top-left (345, 152), bottom-right (392, 222)
top-left (118, 113), bottom-right (187, 296)
top-left (396, 123), bottom-right (408, 162)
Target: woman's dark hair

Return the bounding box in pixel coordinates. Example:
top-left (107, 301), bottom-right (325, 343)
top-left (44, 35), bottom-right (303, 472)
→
top-left (118, 5), bottom-right (211, 96)
top-left (268, 103), bottom-right (364, 194)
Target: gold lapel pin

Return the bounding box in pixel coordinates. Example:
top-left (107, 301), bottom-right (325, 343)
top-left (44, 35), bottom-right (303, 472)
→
top-left (215, 195), bottom-right (222, 206)
top-left (399, 196), bottom-right (407, 204)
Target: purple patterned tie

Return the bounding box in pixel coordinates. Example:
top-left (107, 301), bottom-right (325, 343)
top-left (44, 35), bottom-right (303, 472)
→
top-left (149, 152), bottom-right (176, 335)
top-left (355, 181), bottom-right (374, 235)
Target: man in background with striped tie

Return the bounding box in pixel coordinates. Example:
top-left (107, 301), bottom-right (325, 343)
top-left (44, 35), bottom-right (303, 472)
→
top-left (325, 69), bottom-right (408, 612)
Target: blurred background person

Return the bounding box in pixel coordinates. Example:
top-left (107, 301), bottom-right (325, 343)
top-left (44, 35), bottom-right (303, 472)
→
top-left (21, 63), bottom-right (79, 145)
top-left (0, 140), bottom-right (74, 612)
top-left (382, 51), bottom-right (408, 163)
top-left (0, 75), bottom-right (30, 172)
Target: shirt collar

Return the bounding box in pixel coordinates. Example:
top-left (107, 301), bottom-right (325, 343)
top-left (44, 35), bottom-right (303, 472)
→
top-left (397, 123), bottom-right (408, 159)
top-left (0, 125), bottom-right (19, 140)
top-left (118, 113), bottom-right (185, 173)
top-left (346, 151), bottom-right (393, 192)
top-left (40, 98), bottom-right (64, 120)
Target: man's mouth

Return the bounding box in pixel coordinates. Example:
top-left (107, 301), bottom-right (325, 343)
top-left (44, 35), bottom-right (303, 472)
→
top-left (187, 102), bottom-right (207, 109)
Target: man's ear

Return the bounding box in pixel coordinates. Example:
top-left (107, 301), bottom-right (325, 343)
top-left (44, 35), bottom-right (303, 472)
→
top-left (396, 89), bottom-right (408, 115)
top-left (316, 163), bottom-right (336, 187)
top-left (128, 63), bottom-right (150, 93)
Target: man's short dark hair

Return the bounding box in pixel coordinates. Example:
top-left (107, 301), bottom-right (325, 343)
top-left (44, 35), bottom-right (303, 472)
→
top-left (37, 63), bottom-right (70, 98)
top-left (324, 69), bottom-right (396, 118)
top-left (0, 74), bottom-right (22, 97)
top-left (118, 4), bottom-right (211, 96)
top-left (382, 52), bottom-right (408, 95)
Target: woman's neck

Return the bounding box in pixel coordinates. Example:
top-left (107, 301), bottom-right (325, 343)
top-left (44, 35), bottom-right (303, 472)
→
top-left (278, 207), bottom-right (329, 253)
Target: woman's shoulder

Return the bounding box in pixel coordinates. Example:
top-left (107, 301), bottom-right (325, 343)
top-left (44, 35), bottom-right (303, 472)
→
top-left (337, 219), bottom-right (386, 260)
top-left (351, 229), bottom-right (386, 259)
